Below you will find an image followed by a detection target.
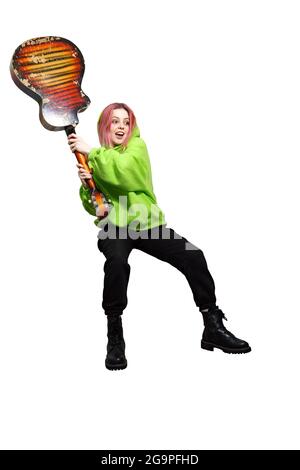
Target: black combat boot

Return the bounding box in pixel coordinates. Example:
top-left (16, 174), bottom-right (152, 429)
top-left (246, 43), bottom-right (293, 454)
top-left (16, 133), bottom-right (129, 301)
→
top-left (105, 314), bottom-right (127, 370)
top-left (200, 305), bottom-right (251, 354)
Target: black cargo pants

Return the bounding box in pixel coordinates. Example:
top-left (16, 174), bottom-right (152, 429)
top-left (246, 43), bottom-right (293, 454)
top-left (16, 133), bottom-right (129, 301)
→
top-left (97, 223), bottom-right (217, 315)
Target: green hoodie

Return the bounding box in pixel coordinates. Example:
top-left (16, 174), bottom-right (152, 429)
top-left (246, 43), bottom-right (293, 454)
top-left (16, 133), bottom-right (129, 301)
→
top-left (79, 119), bottom-right (166, 230)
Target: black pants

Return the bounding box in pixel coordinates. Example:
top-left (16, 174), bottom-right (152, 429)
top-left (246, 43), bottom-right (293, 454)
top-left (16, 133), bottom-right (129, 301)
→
top-left (97, 224), bottom-right (217, 315)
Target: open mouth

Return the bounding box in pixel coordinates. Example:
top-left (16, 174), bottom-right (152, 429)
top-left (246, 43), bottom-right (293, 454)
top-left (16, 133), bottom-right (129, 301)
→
top-left (115, 132), bottom-right (125, 138)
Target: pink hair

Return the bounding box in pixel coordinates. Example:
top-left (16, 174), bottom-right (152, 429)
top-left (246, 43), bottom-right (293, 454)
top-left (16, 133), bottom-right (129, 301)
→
top-left (97, 102), bottom-right (137, 150)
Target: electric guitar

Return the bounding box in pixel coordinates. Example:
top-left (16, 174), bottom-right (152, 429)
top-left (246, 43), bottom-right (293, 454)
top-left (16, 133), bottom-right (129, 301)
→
top-left (10, 35), bottom-right (112, 219)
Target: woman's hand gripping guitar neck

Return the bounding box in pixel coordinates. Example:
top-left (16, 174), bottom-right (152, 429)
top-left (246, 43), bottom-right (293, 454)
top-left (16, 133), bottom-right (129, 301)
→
top-left (65, 127), bottom-right (111, 219)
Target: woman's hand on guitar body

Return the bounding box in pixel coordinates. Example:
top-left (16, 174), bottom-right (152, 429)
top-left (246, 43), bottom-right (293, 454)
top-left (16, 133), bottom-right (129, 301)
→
top-left (68, 133), bottom-right (92, 155)
top-left (77, 163), bottom-right (92, 188)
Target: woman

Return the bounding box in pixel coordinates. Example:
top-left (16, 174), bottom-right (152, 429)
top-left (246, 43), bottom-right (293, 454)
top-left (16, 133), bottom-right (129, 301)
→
top-left (68, 102), bottom-right (251, 370)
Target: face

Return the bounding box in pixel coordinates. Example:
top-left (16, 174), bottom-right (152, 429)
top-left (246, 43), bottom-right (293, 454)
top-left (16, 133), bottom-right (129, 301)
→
top-left (109, 108), bottom-right (130, 146)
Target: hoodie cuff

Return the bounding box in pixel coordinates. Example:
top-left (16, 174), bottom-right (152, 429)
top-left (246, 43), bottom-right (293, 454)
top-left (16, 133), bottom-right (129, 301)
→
top-left (79, 184), bottom-right (91, 199)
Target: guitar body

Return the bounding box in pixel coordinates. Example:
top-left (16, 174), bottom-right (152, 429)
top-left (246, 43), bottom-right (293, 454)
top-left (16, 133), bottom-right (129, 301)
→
top-left (10, 36), bottom-right (111, 219)
top-left (10, 35), bottom-right (90, 130)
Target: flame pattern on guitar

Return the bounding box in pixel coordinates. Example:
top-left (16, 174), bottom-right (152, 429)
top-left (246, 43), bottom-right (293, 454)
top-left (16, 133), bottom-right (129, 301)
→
top-left (10, 36), bottom-right (90, 130)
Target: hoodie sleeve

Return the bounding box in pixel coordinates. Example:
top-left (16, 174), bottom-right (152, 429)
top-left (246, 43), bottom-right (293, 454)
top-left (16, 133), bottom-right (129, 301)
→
top-left (87, 137), bottom-right (150, 193)
top-left (79, 184), bottom-right (97, 216)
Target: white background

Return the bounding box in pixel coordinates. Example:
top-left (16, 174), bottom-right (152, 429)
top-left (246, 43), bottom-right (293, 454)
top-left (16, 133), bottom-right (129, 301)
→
top-left (1, 0), bottom-right (299, 450)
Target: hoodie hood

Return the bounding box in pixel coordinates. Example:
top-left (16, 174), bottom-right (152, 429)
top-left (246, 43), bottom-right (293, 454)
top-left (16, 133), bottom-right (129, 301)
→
top-left (97, 110), bottom-right (140, 150)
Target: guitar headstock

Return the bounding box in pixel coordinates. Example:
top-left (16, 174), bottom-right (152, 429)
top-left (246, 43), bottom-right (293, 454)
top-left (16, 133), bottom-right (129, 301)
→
top-left (10, 36), bottom-right (90, 131)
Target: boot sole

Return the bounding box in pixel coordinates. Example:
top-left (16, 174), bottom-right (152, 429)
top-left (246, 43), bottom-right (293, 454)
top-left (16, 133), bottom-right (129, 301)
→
top-left (105, 359), bottom-right (127, 370)
top-left (201, 340), bottom-right (251, 354)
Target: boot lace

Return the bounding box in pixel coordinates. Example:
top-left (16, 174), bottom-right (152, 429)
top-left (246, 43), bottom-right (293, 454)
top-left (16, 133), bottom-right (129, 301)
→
top-left (211, 306), bottom-right (228, 321)
top-left (219, 309), bottom-right (228, 321)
